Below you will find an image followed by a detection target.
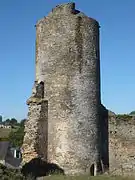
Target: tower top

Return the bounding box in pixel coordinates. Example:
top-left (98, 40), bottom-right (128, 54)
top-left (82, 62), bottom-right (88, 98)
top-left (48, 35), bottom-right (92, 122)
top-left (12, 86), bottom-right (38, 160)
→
top-left (53, 2), bottom-right (75, 12)
top-left (36, 2), bottom-right (99, 26)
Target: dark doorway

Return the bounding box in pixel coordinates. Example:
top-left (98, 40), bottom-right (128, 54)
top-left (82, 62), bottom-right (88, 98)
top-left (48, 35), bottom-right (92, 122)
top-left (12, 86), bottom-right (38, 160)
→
top-left (90, 164), bottom-right (96, 176)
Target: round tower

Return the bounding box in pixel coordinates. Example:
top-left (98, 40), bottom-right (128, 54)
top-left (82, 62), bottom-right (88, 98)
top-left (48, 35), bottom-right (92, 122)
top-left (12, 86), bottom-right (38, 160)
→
top-left (35, 2), bottom-right (101, 175)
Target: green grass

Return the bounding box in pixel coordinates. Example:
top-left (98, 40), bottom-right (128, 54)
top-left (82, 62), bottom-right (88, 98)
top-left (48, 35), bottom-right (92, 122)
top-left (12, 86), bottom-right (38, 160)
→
top-left (0, 127), bottom-right (18, 139)
top-left (41, 175), bottom-right (134, 180)
top-left (0, 163), bottom-right (134, 180)
top-left (0, 128), bottom-right (12, 138)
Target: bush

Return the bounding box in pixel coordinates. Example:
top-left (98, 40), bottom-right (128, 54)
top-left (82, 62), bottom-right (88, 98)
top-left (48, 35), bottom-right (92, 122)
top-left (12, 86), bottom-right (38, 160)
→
top-left (0, 164), bottom-right (24, 180)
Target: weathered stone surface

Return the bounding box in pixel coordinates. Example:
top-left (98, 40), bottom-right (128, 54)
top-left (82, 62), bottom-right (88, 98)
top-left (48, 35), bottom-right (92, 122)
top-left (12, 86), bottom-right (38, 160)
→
top-left (22, 2), bottom-right (135, 176)
top-left (109, 114), bottom-right (135, 176)
top-left (35, 2), bottom-right (101, 175)
top-left (22, 82), bottom-right (48, 164)
top-left (99, 104), bottom-right (109, 171)
top-left (23, 2), bottom-right (102, 175)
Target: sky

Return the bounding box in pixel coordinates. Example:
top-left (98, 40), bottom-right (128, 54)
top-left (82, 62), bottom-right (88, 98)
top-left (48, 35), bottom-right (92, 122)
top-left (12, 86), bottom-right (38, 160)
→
top-left (0, 0), bottom-right (135, 120)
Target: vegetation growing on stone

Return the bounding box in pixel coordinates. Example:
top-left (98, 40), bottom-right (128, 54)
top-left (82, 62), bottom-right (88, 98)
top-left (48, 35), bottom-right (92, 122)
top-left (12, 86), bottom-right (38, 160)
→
top-left (115, 114), bottom-right (132, 121)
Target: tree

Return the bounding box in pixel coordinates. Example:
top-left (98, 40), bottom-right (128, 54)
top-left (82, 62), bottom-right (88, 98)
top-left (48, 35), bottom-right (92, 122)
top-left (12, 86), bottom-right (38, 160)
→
top-left (8, 123), bottom-right (25, 147)
top-left (4, 119), bottom-right (10, 125)
top-left (10, 118), bottom-right (18, 126)
top-left (20, 119), bottom-right (26, 127)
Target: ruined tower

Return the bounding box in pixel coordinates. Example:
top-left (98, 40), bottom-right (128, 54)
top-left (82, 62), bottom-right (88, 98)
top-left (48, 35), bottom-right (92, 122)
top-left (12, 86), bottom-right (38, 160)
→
top-left (22, 3), bottom-right (101, 175)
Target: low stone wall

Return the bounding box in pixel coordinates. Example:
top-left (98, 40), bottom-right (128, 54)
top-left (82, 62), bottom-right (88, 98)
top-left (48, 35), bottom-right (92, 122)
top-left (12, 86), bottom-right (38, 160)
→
top-left (109, 114), bottom-right (135, 175)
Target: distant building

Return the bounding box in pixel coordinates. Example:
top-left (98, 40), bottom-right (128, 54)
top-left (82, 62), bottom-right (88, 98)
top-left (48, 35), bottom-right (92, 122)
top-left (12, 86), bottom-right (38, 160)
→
top-left (0, 141), bottom-right (22, 169)
top-left (0, 124), bottom-right (12, 129)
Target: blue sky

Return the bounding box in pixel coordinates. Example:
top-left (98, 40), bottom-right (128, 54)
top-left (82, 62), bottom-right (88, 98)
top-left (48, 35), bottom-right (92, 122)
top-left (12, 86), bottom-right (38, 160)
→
top-left (0, 0), bottom-right (135, 120)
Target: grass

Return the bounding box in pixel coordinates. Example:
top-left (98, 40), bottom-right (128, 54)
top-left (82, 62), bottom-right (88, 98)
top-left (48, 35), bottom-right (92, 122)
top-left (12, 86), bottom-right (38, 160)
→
top-left (0, 128), bottom-right (12, 138)
top-left (0, 163), bottom-right (134, 180)
top-left (40, 175), bottom-right (134, 180)
top-left (0, 127), bottom-right (18, 139)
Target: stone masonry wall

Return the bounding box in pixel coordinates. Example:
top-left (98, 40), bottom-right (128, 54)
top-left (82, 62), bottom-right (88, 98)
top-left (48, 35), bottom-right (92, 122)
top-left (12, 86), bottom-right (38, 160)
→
top-left (35, 2), bottom-right (101, 175)
top-left (22, 82), bottom-right (48, 163)
top-left (109, 114), bottom-right (135, 175)
top-left (22, 2), bottom-right (135, 176)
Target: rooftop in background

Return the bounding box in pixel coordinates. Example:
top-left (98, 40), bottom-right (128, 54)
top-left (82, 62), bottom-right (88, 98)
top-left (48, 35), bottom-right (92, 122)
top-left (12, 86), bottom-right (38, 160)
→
top-left (0, 141), bottom-right (9, 160)
top-left (0, 141), bottom-right (22, 169)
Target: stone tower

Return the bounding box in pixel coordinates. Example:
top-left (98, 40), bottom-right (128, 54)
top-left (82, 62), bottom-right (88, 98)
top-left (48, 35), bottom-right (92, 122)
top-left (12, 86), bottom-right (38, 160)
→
top-left (22, 2), bottom-right (101, 175)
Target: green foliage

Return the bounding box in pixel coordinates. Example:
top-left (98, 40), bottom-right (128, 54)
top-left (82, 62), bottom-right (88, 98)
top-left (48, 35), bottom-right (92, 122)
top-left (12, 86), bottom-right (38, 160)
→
top-left (8, 120), bottom-right (26, 147)
top-left (115, 114), bottom-right (132, 121)
top-left (0, 118), bottom-right (26, 147)
top-left (8, 125), bottom-right (25, 147)
top-left (3, 118), bottom-right (18, 127)
top-left (10, 118), bottom-right (18, 126)
top-left (4, 119), bottom-right (11, 125)
top-left (0, 164), bottom-right (23, 180)
top-left (0, 164), bottom-right (34, 180)
top-left (20, 119), bottom-right (26, 127)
